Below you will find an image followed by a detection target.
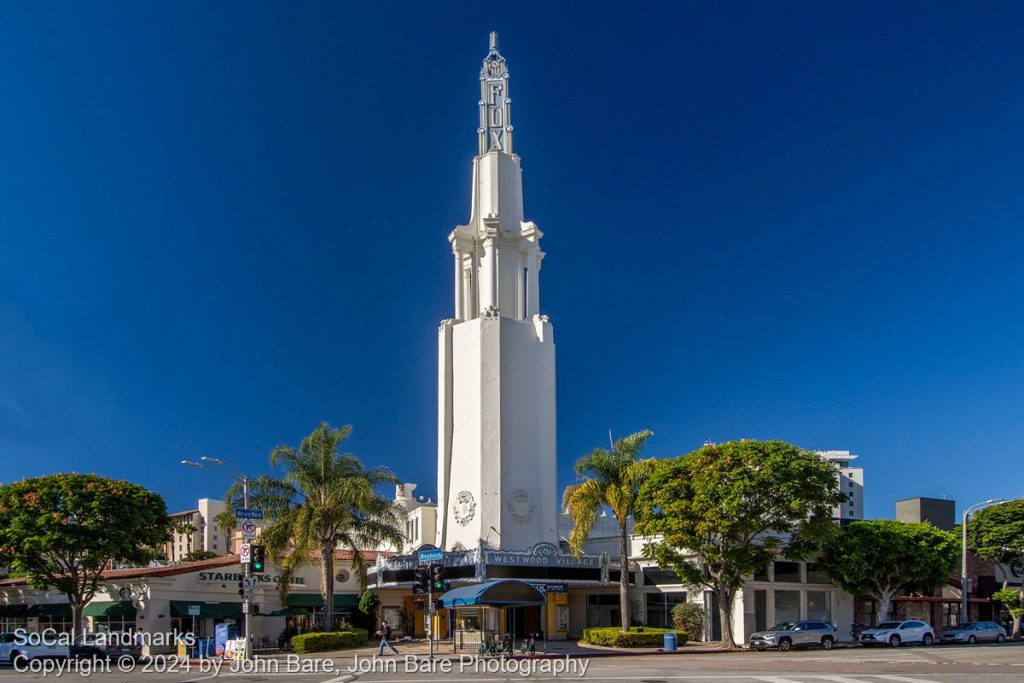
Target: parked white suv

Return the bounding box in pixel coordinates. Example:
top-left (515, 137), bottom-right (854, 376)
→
top-left (860, 620), bottom-right (934, 647)
top-left (0, 632), bottom-right (68, 664)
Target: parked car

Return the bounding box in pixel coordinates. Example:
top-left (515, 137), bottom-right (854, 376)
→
top-left (70, 633), bottom-right (142, 659)
top-left (0, 632), bottom-right (68, 665)
top-left (860, 620), bottom-right (934, 647)
top-left (749, 620), bottom-right (839, 651)
top-left (939, 621), bottom-right (1006, 644)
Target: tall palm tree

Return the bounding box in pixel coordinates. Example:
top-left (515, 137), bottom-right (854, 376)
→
top-left (562, 429), bottom-right (654, 632)
top-left (219, 423), bottom-right (407, 630)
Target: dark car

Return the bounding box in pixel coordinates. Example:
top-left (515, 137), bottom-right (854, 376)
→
top-left (69, 633), bottom-right (141, 659)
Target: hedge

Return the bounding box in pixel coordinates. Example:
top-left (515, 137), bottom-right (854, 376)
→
top-left (580, 626), bottom-right (688, 648)
top-left (291, 628), bottom-right (369, 654)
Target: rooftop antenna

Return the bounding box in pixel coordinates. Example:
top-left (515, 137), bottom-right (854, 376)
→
top-left (489, 30), bottom-right (498, 51)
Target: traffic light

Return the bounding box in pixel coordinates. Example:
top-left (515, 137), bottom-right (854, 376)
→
top-left (414, 566), bottom-right (430, 594)
top-left (432, 564), bottom-right (446, 592)
top-left (251, 545), bottom-right (266, 572)
top-left (435, 598), bottom-right (445, 611)
top-left (413, 599), bottom-right (425, 611)
top-left (237, 578), bottom-right (245, 597)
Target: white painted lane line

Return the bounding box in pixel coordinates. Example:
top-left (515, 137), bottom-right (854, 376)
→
top-left (814, 676), bottom-right (874, 683)
top-left (875, 676), bottom-right (940, 683)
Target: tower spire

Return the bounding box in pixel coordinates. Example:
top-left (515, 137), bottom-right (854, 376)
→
top-left (478, 31), bottom-right (512, 156)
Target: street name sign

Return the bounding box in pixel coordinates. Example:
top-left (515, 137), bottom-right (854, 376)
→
top-left (187, 605), bottom-right (201, 617)
top-left (417, 548), bottom-right (444, 564)
top-left (235, 509), bottom-right (264, 520)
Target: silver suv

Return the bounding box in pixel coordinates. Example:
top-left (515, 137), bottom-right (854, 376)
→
top-left (749, 620), bottom-right (838, 651)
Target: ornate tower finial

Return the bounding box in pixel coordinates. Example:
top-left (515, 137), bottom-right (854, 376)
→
top-left (478, 32), bottom-right (512, 156)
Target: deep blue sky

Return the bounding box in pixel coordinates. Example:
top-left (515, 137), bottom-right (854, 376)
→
top-left (1, 2), bottom-right (1021, 520)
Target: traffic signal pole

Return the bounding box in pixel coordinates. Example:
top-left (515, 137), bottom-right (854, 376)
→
top-left (242, 478), bottom-right (251, 661)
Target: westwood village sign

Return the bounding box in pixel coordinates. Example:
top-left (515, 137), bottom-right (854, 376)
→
top-left (369, 542), bottom-right (607, 588)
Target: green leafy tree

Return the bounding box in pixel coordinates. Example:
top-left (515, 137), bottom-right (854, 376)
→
top-left (636, 440), bottom-right (844, 649)
top-left (0, 474), bottom-right (171, 635)
top-left (358, 589), bottom-right (380, 617)
top-left (816, 520), bottom-right (958, 623)
top-left (563, 429), bottom-right (655, 632)
top-left (993, 588), bottom-right (1023, 639)
top-left (218, 423), bottom-right (407, 630)
top-left (967, 500), bottom-right (1024, 625)
top-left (966, 500), bottom-right (1024, 561)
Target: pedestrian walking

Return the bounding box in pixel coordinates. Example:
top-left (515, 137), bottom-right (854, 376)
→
top-left (376, 619), bottom-right (398, 655)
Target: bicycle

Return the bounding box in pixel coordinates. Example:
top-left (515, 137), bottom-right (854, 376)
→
top-left (517, 635), bottom-right (536, 655)
top-left (480, 634), bottom-right (513, 656)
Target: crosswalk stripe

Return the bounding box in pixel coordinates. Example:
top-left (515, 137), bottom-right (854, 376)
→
top-left (875, 676), bottom-right (939, 683)
top-left (814, 676), bottom-right (875, 683)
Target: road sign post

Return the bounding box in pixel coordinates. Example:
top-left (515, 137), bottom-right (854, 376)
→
top-left (235, 504), bottom-right (261, 661)
top-left (415, 550), bottom-right (445, 660)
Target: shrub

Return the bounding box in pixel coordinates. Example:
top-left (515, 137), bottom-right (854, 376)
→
top-left (671, 602), bottom-right (704, 641)
top-left (291, 628), bottom-right (369, 653)
top-left (580, 626), bottom-right (687, 648)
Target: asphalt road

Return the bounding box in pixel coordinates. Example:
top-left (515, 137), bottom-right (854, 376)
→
top-left (0, 642), bottom-right (1021, 683)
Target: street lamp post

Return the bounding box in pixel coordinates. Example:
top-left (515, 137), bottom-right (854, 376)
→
top-left (961, 498), bottom-right (1006, 624)
top-left (181, 457), bottom-right (252, 660)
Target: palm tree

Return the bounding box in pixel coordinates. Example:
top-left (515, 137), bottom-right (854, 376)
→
top-left (562, 429), bottom-right (654, 632)
top-left (219, 423), bottom-right (407, 630)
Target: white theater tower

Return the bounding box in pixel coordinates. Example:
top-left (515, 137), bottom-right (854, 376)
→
top-left (437, 33), bottom-right (557, 552)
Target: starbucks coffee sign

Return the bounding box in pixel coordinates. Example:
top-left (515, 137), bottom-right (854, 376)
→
top-left (197, 571), bottom-right (305, 586)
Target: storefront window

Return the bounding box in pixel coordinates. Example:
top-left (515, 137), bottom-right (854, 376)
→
top-left (38, 617), bottom-right (73, 634)
top-left (774, 590), bottom-right (800, 623)
top-left (904, 602), bottom-right (929, 622)
top-left (92, 616), bottom-right (133, 633)
top-left (0, 618), bottom-right (27, 632)
top-left (805, 563), bottom-right (830, 584)
top-left (753, 565), bottom-right (769, 582)
top-left (806, 591), bottom-right (831, 622)
top-left (773, 562), bottom-right (801, 583)
top-left (644, 592), bottom-right (687, 628)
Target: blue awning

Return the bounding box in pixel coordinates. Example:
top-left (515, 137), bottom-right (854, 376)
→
top-left (438, 580), bottom-right (546, 607)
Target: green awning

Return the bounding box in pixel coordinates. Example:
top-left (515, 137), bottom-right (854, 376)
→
top-left (285, 593), bottom-right (360, 609)
top-left (26, 603), bottom-right (71, 618)
top-left (334, 594), bottom-right (359, 608)
top-left (258, 608), bottom-right (308, 617)
top-left (285, 594), bottom-right (322, 608)
top-left (170, 601), bottom-right (243, 619)
top-left (83, 601), bottom-right (137, 618)
top-left (0, 604), bottom-right (28, 617)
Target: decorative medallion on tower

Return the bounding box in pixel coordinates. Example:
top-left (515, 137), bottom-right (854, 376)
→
top-left (478, 31), bottom-right (513, 156)
top-left (507, 489), bottom-right (534, 524)
top-left (453, 490), bottom-right (476, 526)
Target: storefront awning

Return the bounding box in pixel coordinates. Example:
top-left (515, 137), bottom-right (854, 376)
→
top-left (0, 604), bottom-right (28, 617)
top-left (83, 601), bottom-right (137, 618)
top-left (285, 594), bottom-right (360, 609)
top-left (170, 601), bottom-right (243, 619)
top-left (258, 608), bottom-right (309, 617)
top-left (438, 580), bottom-right (546, 607)
top-left (26, 603), bottom-right (71, 618)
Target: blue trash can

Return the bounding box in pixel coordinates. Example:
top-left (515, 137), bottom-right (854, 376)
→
top-left (663, 632), bottom-right (677, 651)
